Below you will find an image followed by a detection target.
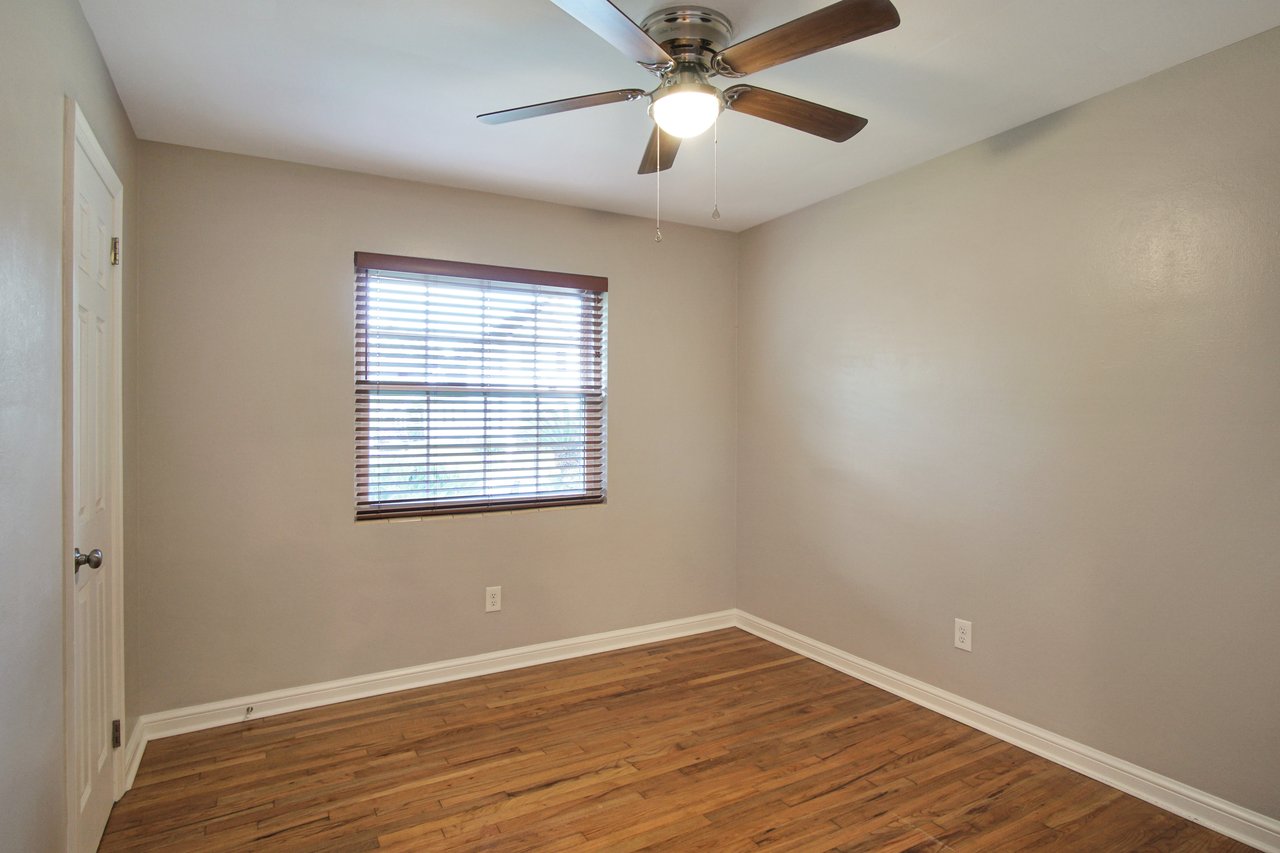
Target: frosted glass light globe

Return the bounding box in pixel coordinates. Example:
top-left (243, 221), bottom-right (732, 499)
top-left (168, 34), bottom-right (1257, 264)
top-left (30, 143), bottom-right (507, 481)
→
top-left (650, 86), bottom-right (721, 139)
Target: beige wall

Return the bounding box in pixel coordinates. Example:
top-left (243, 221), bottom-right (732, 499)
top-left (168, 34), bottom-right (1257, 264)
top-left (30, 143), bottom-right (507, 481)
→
top-left (737, 27), bottom-right (1280, 818)
top-left (0, 0), bottom-right (137, 848)
top-left (131, 143), bottom-right (739, 715)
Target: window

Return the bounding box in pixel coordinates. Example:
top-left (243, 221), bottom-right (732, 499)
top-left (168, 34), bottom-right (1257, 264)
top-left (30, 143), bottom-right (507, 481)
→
top-left (354, 253), bottom-right (606, 519)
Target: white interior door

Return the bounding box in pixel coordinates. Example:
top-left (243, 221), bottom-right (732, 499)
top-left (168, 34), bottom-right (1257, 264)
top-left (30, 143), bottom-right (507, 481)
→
top-left (68, 106), bottom-right (122, 853)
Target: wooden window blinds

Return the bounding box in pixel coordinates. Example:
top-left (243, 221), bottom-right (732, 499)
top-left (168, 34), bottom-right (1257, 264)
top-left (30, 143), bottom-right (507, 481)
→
top-left (354, 253), bottom-right (607, 519)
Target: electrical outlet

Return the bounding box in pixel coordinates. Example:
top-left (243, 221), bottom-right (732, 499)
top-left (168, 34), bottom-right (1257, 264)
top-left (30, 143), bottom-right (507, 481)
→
top-left (954, 618), bottom-right (972, 652)
top-left (485, 586), bottom-right (502, 613)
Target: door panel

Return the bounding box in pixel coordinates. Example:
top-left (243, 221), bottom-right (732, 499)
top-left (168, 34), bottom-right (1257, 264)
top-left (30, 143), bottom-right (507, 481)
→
top-left (71, 131), bottom-right (117, 853)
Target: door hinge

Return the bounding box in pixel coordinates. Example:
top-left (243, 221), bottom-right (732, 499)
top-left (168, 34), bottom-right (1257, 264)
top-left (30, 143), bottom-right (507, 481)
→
top-left (112, 719), bottom-right (121, 749)
top-left (110, 237), bottom-right (121, 267)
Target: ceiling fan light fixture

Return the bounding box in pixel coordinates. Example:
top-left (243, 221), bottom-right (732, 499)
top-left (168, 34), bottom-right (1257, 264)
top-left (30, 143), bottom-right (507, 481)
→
top-left (649, 83), bottom-right (722, 138)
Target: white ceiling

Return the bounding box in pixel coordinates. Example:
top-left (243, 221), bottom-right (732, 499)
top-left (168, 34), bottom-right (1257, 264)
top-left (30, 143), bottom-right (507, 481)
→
top-left (80, 0), bottom-right (1280, 231)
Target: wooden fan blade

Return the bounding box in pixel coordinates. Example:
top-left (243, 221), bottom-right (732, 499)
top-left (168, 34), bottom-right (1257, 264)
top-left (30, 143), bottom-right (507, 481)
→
top-left (549, 0), bottom-right (674, 69)
top-left (638, 126), bottom-right (681, 174)
top-left (712, 0), bottom-right (900, 77)
top-left (478, 89), bottom-right (647, 124)
top-left (724, 85), bottom-right (868, 142)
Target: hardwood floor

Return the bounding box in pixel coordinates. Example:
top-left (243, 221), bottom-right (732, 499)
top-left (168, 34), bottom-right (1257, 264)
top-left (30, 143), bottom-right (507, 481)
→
top-left (101, 629), bottom-right (1253, 851)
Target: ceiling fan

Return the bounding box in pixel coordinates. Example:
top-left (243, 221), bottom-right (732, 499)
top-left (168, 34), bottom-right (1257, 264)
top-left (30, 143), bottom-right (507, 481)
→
top-left (479, 0), bottom-right (901, 174)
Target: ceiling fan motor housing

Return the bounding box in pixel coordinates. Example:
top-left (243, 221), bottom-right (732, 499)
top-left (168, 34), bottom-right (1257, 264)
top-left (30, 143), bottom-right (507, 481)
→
top-left (641, 6), bottom-right (734, 68)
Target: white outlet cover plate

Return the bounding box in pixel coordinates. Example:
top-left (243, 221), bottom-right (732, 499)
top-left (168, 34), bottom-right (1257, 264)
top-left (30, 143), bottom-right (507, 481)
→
top-left (954, 618), bottom-right (972, 651)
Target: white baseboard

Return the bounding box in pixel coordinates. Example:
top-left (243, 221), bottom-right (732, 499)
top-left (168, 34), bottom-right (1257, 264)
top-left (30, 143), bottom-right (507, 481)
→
top-left (119, 607), bottom-right (1277, 851)
top-left (125, 610), bottom-right (738, 783)
top-left (735, 610), bottom-right (1280, 853)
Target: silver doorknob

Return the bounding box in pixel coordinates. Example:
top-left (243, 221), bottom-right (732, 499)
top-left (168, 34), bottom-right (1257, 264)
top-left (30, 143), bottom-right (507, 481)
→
top-left (74, 548), bottom-right (104, 570)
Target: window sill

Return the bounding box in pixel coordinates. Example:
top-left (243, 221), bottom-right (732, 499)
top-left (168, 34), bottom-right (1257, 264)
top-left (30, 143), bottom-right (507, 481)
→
top-left (354, 498), bottom-right (607, 524)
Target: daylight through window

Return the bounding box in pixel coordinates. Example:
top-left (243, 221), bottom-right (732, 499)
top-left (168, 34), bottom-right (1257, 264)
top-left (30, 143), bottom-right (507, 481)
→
top-left (355, 253), bottom-right (606, 519)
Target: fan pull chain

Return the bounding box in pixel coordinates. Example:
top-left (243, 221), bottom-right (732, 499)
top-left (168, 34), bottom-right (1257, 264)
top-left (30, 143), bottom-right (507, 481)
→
top-left (654, 131), bottom-right (663, 243)
top-left (711, 114), bottom-right (721, 221)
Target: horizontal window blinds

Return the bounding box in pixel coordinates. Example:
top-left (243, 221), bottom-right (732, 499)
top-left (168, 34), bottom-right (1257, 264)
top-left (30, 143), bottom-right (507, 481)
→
top-left (355, 253), bottom-right (607, 519)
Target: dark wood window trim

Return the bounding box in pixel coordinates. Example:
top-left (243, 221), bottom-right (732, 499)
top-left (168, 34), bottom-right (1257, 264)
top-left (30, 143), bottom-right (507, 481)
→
top-left (354, 253), bottom-right (608, 293)
top-left (354, 253), bottom-right (607, 520)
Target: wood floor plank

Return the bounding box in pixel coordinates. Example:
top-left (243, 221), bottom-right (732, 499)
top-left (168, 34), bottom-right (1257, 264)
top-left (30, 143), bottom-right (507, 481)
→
top-left (101, 629), bottom-right (1257, 851)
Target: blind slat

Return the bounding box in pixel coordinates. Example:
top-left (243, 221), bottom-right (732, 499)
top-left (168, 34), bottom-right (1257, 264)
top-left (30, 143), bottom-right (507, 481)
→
top-left (356, 383), bottom-right (602, 396)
